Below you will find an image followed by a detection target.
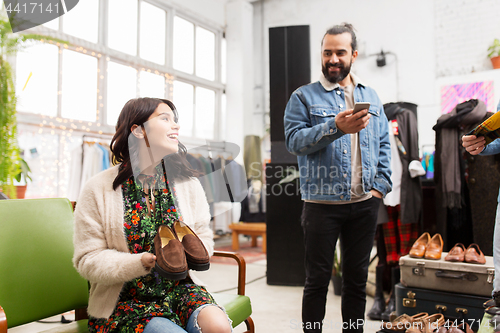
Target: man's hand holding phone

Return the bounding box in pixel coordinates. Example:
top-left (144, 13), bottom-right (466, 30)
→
top-left (335, 102), bottom-right (371, 134)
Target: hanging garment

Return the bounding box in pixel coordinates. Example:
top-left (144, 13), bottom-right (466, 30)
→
top-left (239, 179), bottom-right (266, 222)
top-left (68, 145), bottom-right (83, 201)
top-left (383, 103), bottom-right (423, 224)
top-left (383, 122), bottom-right (403, 207)
top-left (186, 154), bottom-right (214, 204)
top-left (433, 99), bottom-right (487, 209)
top-left (244, 135), bottom-right (262, 181)
top-left (382, 205), bottom-right (419, 264)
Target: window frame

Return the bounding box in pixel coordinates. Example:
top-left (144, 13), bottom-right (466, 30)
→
top-left (14, 0), bottom-right (225, 141)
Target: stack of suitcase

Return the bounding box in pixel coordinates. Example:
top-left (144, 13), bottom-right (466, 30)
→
top-left (396, 253), bottom-right (494, 330)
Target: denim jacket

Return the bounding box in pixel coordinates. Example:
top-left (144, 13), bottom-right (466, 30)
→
top-left (284, 74), bottom-right (392, 201)
top-left (479, 99), bottom-right (500, 202)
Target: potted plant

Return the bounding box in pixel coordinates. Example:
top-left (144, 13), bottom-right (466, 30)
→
top-left (488, 38), bottom-right (500, 69)
top-left (14, 156), bottom-right (32, 199)
top-left (331, 243), bottom-right (342, 296)
top-left (0, 15), bottom-right (65, 198)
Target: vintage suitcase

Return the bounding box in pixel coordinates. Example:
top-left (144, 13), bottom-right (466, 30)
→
top-left (400, 253), bottom-right (494, 297)
top-left (395, 283), bottom-right (489, 331)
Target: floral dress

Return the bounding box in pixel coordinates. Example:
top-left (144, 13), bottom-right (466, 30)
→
top-left (88, 164), bottom-right (217, 333)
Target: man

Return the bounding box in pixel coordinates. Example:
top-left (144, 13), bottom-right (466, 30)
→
top-left (462, 99), bottom-right (500, 312)
top-left (284, 23), bottom-right (392, 333)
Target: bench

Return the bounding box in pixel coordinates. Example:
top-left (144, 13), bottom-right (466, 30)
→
top-left (0, 198), bottom-right (254, 333)
top-left (228, 222), bottom-right (267, 253)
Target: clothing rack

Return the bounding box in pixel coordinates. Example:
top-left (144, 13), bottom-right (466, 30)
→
top-left (82, 133), bottom-right (113, 143)
top-left (81, 134), bottom-right (113, 168)
top-left (187, 141), bottom-right (235, 160)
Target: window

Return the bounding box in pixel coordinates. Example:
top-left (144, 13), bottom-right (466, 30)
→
top-left (62, 0), bottom-right (99, 43)
top-left (16, 43), bottom-right (58, 116)
top-left (173, 16), bottom-right (194, 74)
top-left (61, 50), bottom-right (98, 122)
top-left (140, 2), bottom-right (166, 65)
top-left (107, 61), bottom-right (138, 126)
top-left (172, 80), bottom-right (194, 137)
top-left (108, 0), bottom-right (138, 56)
top-left (195, 27), bottom-right (215, 81)
top-left (17, 0), bottom-right (224, 143)
top-left (140, 71), bottom-right (166, 98)
top-left (195, 87), bottom-right (215, 139)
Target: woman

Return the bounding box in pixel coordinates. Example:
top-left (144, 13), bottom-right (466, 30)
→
top-left (73, 98), bottom-right (232, 333)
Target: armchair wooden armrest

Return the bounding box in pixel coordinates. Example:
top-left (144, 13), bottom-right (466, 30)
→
top-left (211, 251), bottom-right (254, 333)
top-left (212, 251), bottom-right (247, 296)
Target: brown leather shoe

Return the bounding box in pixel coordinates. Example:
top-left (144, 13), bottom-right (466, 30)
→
top-left (406, 313), bottom-right (445, 333)
top-left (174, 220), bottom-right (210, 271)
top-left (410, 232), bottom-right (431, 258)
top-left (465, 243), bottom-right (486, 264)
top-left (445, 243), bottom-right (465, 262)
top-left (424, 234), bottom-right (443, 260)
top-left (154, 225), bottom-right (188, 280)
top-left (380, 312), bottom-right (428, 332)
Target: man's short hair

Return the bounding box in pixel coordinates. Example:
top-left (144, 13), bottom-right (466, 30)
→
top-left (323, 23), bottom-right (357, 54)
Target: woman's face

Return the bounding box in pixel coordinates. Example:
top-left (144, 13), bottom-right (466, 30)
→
top-left (141, 102), bottom-right (180, 157)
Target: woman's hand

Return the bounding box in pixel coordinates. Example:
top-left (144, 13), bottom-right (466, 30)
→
top-left (141, 253), bottom-right (156, 271)
top-left (370, 189), bottom-right (383, 199)
top-left (462, 135), bottom-right (485, 155)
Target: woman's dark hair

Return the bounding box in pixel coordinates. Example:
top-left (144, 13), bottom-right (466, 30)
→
top-left (323, 22), bottom-right (357, 54)
top-left (110, 97), bottom-right (198, 190)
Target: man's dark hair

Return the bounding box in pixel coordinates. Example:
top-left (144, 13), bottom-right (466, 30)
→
top-left (322, 23), bottom-right (357, 54)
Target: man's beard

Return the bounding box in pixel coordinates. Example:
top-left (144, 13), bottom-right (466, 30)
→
top-left (322, 61), bottom-right (351, 84)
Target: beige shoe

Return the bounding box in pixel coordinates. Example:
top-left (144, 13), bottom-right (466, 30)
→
top-left (424, 234), bottom-right (443, 260)
top-left (409, 232), bottom-right (430, 258)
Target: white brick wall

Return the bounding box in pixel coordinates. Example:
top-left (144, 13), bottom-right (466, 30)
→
top-left (435, 0), bottom-right (500, 77)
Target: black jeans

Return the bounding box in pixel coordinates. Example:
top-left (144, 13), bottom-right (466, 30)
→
top-left (301, 197), bottom-right (380, 333)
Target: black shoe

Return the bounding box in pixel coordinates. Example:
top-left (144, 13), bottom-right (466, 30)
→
top-left (381, 295), bottom-right (395, 322)
top-left (485, 292), bottom-right (500, 309)
top-left (381, 266), bottom-right (399, 322)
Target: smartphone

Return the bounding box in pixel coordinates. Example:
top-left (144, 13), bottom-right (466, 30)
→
top-left (352, 102), bottom-right (370, 114)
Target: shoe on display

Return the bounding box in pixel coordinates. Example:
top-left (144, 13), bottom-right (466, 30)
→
top-left (444, 243), bottom-right (465, 262)
top-left (424, 234), bottom-right (443, 260)
top-left (464, 243), bottom-right (486, 264)
top-left (409, 232), bottom-right (430, 258)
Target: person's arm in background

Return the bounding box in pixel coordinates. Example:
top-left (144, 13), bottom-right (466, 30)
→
top-left (463, 99), bottom-right (500, 155)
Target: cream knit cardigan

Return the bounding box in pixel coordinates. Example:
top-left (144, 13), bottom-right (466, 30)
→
top-left (73, 164), bottom-right (214, 319)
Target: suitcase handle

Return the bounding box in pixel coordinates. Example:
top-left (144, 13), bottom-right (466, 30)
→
top-left (435, 270), bottom-right (478, 281)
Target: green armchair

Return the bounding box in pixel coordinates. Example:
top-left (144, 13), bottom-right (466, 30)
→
top-left (0, 198), bottom-right (254, 333)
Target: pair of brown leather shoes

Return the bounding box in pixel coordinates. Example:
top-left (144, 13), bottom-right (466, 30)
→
top-left (445, 243), bottom-right (486, 264)
top-left (154, 221), bottom-right (210, 280)
top-left (409, 232), bottom-right (443, 260)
